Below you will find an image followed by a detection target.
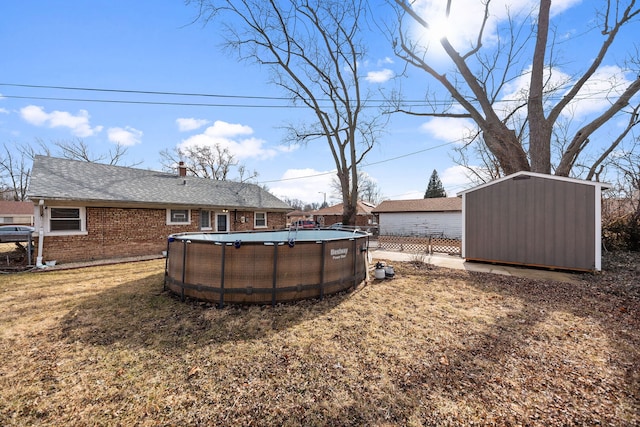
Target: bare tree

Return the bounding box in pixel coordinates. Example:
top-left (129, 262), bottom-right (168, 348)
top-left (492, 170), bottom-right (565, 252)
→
top-left (21, 138), bottom-right (140, 167)
top-left (0, 145), bottom-right (30, 201)
top-left (188, 0), bottom-right (385, 225)
top-left (330, 170), bottom-right (383, 205)
top-left (159, 144), bottom-right (256, 181)
top-left (451, 135), bottom-right (503, 185)
top-left (282, 197), bottom-right (305, 211)
top-left (236, 164), bottom-right (259, 184)
top-left (0, 139), bottom-right (140, 201)
top-left (358, 173), bottom-right (383, 205)
top-left (600, 141), bottom-right (640, 250)
top-left (392, 0), bottom-right (640, 178)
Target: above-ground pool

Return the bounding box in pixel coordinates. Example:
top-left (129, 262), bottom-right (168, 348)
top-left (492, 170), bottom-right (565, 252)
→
top-left (164, 229), bottom-right (370, 305)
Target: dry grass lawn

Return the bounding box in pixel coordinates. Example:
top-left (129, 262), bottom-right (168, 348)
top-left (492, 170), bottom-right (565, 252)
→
top-left (0, 254), bottom-right (638, 426)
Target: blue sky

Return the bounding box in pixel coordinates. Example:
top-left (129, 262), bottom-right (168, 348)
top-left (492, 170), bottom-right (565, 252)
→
top-left (1, 1), bottom-right (638, 205)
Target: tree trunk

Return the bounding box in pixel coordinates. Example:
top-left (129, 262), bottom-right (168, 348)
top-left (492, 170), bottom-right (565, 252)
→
top-left (528, 0), bottom-right (552, 174)
top-left (483, 124), bottom-right (530, 175)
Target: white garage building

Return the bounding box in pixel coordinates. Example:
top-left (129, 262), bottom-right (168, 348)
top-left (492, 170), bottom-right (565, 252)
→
top-left (372, 197), bottom-right (462, 238)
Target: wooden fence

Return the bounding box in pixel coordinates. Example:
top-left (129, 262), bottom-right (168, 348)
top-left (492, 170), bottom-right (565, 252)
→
top-left (377, 235), bottom-right (462, 255)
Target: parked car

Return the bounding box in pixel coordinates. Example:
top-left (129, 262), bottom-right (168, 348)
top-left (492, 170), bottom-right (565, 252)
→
top-left (0, 225), bottom-right (35, 243)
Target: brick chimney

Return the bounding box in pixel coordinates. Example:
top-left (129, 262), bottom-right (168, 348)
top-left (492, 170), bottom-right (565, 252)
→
top-left (178, 161), bottom-right (187, 177)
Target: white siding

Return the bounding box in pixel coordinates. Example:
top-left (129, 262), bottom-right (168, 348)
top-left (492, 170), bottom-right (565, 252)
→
top-left (379, 212), bottom-right (462, 238)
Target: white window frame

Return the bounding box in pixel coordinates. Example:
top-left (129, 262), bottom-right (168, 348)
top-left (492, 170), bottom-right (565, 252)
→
top-left (200, 210), bottom-right (212, 230)
top-left (166, 208), bottom-right (191, 225)
top-left (254, 212), bottom-right (267, 228)
top-left (46, 206), bottom-right (87, 236)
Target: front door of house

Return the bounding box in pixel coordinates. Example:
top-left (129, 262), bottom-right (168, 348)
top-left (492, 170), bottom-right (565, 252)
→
top-left (216, 213), bottom-right (228, 232)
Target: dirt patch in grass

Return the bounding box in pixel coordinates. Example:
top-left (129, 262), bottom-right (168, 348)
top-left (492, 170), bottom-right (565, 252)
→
top-left (0, 254), bottom-right (638, 426)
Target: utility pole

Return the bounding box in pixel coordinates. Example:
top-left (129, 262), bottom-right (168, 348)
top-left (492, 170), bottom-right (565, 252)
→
top-left (318, 191), bottom-right (327, 206)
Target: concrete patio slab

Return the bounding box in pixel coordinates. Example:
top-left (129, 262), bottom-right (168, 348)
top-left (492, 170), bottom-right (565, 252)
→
top-left (371, 249), bottom-right (582, 284)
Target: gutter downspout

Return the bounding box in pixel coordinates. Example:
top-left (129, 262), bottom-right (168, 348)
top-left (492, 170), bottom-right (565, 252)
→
top-left (36, 199), bottom-right (45, 268)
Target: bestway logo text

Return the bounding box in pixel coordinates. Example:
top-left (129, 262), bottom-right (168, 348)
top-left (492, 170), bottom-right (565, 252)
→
top-left (330, 248), bottom-right (348, 260)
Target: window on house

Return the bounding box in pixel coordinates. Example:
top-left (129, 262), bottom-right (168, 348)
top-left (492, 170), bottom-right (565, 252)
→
top-left (49, 207), bottom-right (83, 231)
top-left (254, 212), bottom-right (267, 228)
top-left (200, 210), bottom-right (211, 229)
top-left (167, 209), bottom-right (190, 225)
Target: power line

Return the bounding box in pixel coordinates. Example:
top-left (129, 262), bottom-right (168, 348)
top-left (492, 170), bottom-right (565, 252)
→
top-left (259, 139), bottom-right (459, 184)
top-left (1, 81), bottom-right (632, 107)
top-left (259, 170), bottom-right (336, 184)
top-left (0, 82), bottom-right (434, 106)
top-left (0, 82), bottom-right (292, 101)
top-left (362, 140), bottom-right (459, 167)
top-left (0, 94), bottom-right (305, 109)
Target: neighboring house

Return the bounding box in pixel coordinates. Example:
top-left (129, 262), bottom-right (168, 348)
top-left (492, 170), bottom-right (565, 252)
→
top-left (286, 210), bottom-right (313, 226)
top-left (312, 200), bottom-right (377, 228)
top-left (373, 197), bottom-right (462, 238)
top-left (28, 156), bottom-right (291, 265)
top-left (458, 171), bottom-right (611, 272)
top-left (0, 201), bottom-right (34, 226)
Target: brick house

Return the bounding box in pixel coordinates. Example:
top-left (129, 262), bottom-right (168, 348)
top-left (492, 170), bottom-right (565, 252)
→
top-left (312, 200), bottom-right (378, 228)
top-left (28, 156), bottom-right (291, 265)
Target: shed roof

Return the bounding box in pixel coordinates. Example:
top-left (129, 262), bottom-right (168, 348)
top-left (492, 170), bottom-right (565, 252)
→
top-left (373, 197), bottom-right (461, 213)
top-left (0, 200), bottom-right (34, 215)
top-left (457, 171), bottom-right (611, 196)
top-left (28, 156), bottom-right (291, 211)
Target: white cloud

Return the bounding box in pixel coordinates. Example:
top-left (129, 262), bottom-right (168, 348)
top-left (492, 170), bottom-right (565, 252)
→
top-left (176, 117), bottom-right (210, 132)
top-left (276, 144), bottom-right (300, 154)
top-left (20, 105), bottom-right (50, 126)
top-left (20, 105), bottom-right (103, 137)
top-left (377, 57), bottom-right (394, 66)
top-left (391, 191), bottom-right (425, 200)
top-left (269, 168), bottom-right (336, 204)
top-left (386, 166), bottom-right (475, 200)
top-left (179, 120), bottom-right (277, 160)
top-left (499, 64), bottom-right (634, 123)
top-left (420, 117), bottom-right (476, 143)
top-left (107, 126), bottom-right (143, 146)
top-left (0, 108), bottom-right (8, 114)
top-left (440, 165), bottom-right (476, 195)
top-left (563, 65), bottom-right (632, 119)
top-left (366, 69), bottom-right (394, 83)
top-left (411, 0), bottom-right (581, 59)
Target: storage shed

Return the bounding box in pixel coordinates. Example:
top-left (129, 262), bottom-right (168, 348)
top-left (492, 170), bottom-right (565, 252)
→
top-left (458, 171), bottom-right (611, 271)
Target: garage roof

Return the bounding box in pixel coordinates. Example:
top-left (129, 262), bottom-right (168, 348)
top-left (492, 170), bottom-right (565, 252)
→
top-left (373, 197), bottom-right (461, 213)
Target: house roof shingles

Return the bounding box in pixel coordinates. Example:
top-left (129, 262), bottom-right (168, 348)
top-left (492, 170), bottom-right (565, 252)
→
top-left (373, 197), bottom-right (461, 213)
top-left (28, 156), bottom-right (291, 211)
top-left (313, 200), bottom-right (376, 216)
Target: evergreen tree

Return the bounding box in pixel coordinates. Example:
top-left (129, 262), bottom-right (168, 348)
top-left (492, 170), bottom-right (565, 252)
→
top-left (424, 170), bottom-right (447, 198)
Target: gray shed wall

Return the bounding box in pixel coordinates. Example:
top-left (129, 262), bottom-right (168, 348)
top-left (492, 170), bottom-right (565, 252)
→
top-left (464, 175), bottom-right (596, 271)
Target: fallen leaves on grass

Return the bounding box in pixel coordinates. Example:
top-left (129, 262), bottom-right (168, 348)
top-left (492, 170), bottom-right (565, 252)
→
top-left (0, 253), bottom-right (638, 426)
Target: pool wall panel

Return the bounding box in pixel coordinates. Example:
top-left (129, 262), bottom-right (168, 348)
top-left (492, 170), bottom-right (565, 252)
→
top-left (165, 231), bottom-right (368, 305)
